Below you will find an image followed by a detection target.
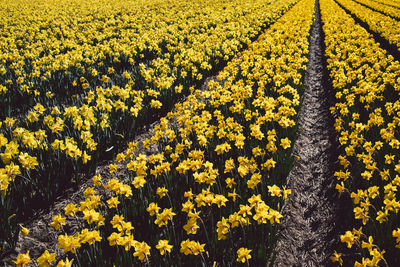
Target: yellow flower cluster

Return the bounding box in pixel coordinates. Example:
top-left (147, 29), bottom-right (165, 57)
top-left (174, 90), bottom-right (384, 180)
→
top-left (336, 0), bottom-right (400, 50)
top-left (380, 0), bottom-right (400, 8)
top-left (2, 0), bottom-right (301, 252)
top-left (0, 0), bottom-right (296, 179)
top-left (13, 0), bottom-right (316, 264)
top-left (0, 0), bottom-right (294, 115)
top-left (352, 0), bottom-right (400, 20)
top-left (321, 0), bottom-right (400, 265)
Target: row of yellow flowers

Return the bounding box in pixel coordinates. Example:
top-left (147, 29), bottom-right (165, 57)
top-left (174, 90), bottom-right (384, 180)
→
top-left (0, 0), bottom-right (298, 255)
top-left (352, 0), bottom-right (400, 19)
top-left (13, 0), bottom-right (316, 265)
top-left (335, 0), bottom-right (400, 51)
top-left (373, 0), bottom-right (400, 9)
top-left (321, 0), bottom-right (400, 265)
top-left (380, 0), bottom-right (400, 8)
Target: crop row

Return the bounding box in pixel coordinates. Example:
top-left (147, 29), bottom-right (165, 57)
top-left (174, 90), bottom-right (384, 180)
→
top-left (372, 0), bottom-right (400, 9)
top-left (353, 0), bottom-right (400, 20)
top-left (0, 0), bottom-right (297, 255)
top-left (12, 0), bottom-right (315, 265)
top-left (321, 0), bottom-right (400, 265)
top-left (335, 0), bottom-right (400, 52)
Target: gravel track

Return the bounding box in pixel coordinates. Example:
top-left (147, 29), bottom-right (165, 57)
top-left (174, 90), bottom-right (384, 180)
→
top-left (273, 1), bottom-right (341, 265)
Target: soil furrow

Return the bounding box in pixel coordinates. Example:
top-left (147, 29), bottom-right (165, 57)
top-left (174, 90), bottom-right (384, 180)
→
top-left (273, 0), bottom-right (341, 266)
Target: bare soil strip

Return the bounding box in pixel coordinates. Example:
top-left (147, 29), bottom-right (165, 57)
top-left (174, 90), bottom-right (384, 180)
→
top-left (273, 1), bottom-right (341, 265)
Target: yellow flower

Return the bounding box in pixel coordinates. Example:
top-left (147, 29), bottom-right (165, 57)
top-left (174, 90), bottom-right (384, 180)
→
top-left (4, 117), bottom-right (16, 128)
top-left (282, 186), bottom-right (292, 199)
top-left (37, 250), bottom-right (56, 267)
top-left (133, 241), bottom-right (151, 261)
top-left (56, 258), bottom-right (74, 267)
top-left (393, 228), bottom-right (400, 244)
top-left (330, 251), bottom-right (343, 266)
top-left (82, 151), bottom-right (91, 164)
top-left (263, 158), bottom-right (276, 171)
top-left (79, 229), bottom-right (101, 245)
top-left (13, 251), bottom-right (30, 267)
top-left (57, 234), bottom-right (81, 253)
top-left (224, 158), bottom-right (235, 173)
top-left (215, 142), bottom-right (231, 155)
top-left (361, 236), bottom-right (374, 252)
top-left (107, 232), bottom-right (122, 246)
top-left (376, 210), bottom-right (388, 223)
top-left (183, 217), bottom-right (200, 235)
top-left (50, 214), bottom-right (66, 230)
top-left (64, 203), bottom-right (77, 216)
top-left (82, 209), bottom-right (102, 224)
top-left (216, 217), bottom-right (230, 240)
top-left (146, 202), bottom-right (160, 216)
top-left (108, 163), bottom-right (118, 173)
top-left (268, 185), bottom-right (282, 197)
top-left (180, 239), bottom-right (205, 255)
top-left (107, 197), bottom-right (120, 209)
top-left (92, 175), bottom-right (102, 186)
top-left (237, 247), bottom-right (252, 263)
top-left (225, 177), bottom-right (236, 188)
top-left (156, 187), bottom-right (168, 198)
top-left (213, 194), bottom-right (228, 208)
top-left (110, 215), bottom-right (125, 231)
top-left (335, 182), bottom-right (345, 194)
top-left (181, 200), bottom-right (194, 213)
top-left (280, 138), bottom-right (291, 149)
top-left (154, 208), bottom-right (176, 227)
top-left (20, 225), bottom-right (29, 237)
top-left (340, 231), bottom-right (355, 248)
top-left (266, 209), bottom-right (283, 224)
top-left (156, 240), bottom-right (173, 255)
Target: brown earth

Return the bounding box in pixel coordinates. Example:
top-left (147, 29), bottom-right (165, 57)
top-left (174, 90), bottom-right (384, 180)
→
top-left (272, 0), bottom-right (343, 265)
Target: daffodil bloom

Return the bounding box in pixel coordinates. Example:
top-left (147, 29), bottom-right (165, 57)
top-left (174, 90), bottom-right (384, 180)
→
top-left (37, 250), bottom-right (56, 267)
top-left (340, 231), bottom-right (355, 248)
top-left (154, 208), bottom-right (176, 227)
top-left (133, 241), bottom-right (151, 261)
top-left (180, 239), bottom-right (205, 256)
top-left (107, 197), bottom-right (120, 209)
top-left (330, 251), bottom-right (343, 266)
top-left (147, 202), bottom-right (160, 216)
top-left (183, 217), bottom-right (200, 235)
top-left (237, 247), bottom-right (252, 263)
top-left (57, 234), bottom-right (81, 253)
top-left (13, 251), bottom-right (30, 267)
top-left (50, 214), bottom-right (66, 230)
top-left (64, 204), bottom-right (77, 216)
top-left (156, 240), bottom-right (173, 255)
top-left (280, 138), bottom-right (291, 149)
top-left (20, 225), bottom-right (29, 237)
top-left (56, 258), bottom-right (74, 267)
top-left (268, 185), bottom-right (282, 197)
top-left (156, 187), bottom-right (168, 198)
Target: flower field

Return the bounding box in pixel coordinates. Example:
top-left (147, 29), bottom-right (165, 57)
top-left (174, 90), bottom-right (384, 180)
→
top-left (1, 0), bottom-right (400, 265)
top-left (336, 0), bottom-right (400, 51)
top-left (1, 0), bottom-right (295, 255)
top-left (321, 0), bottom-right (400, 265)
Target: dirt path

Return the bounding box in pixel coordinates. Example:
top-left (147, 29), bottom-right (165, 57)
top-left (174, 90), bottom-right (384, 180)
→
top-left (273, 0), bottom-right (341, 265)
